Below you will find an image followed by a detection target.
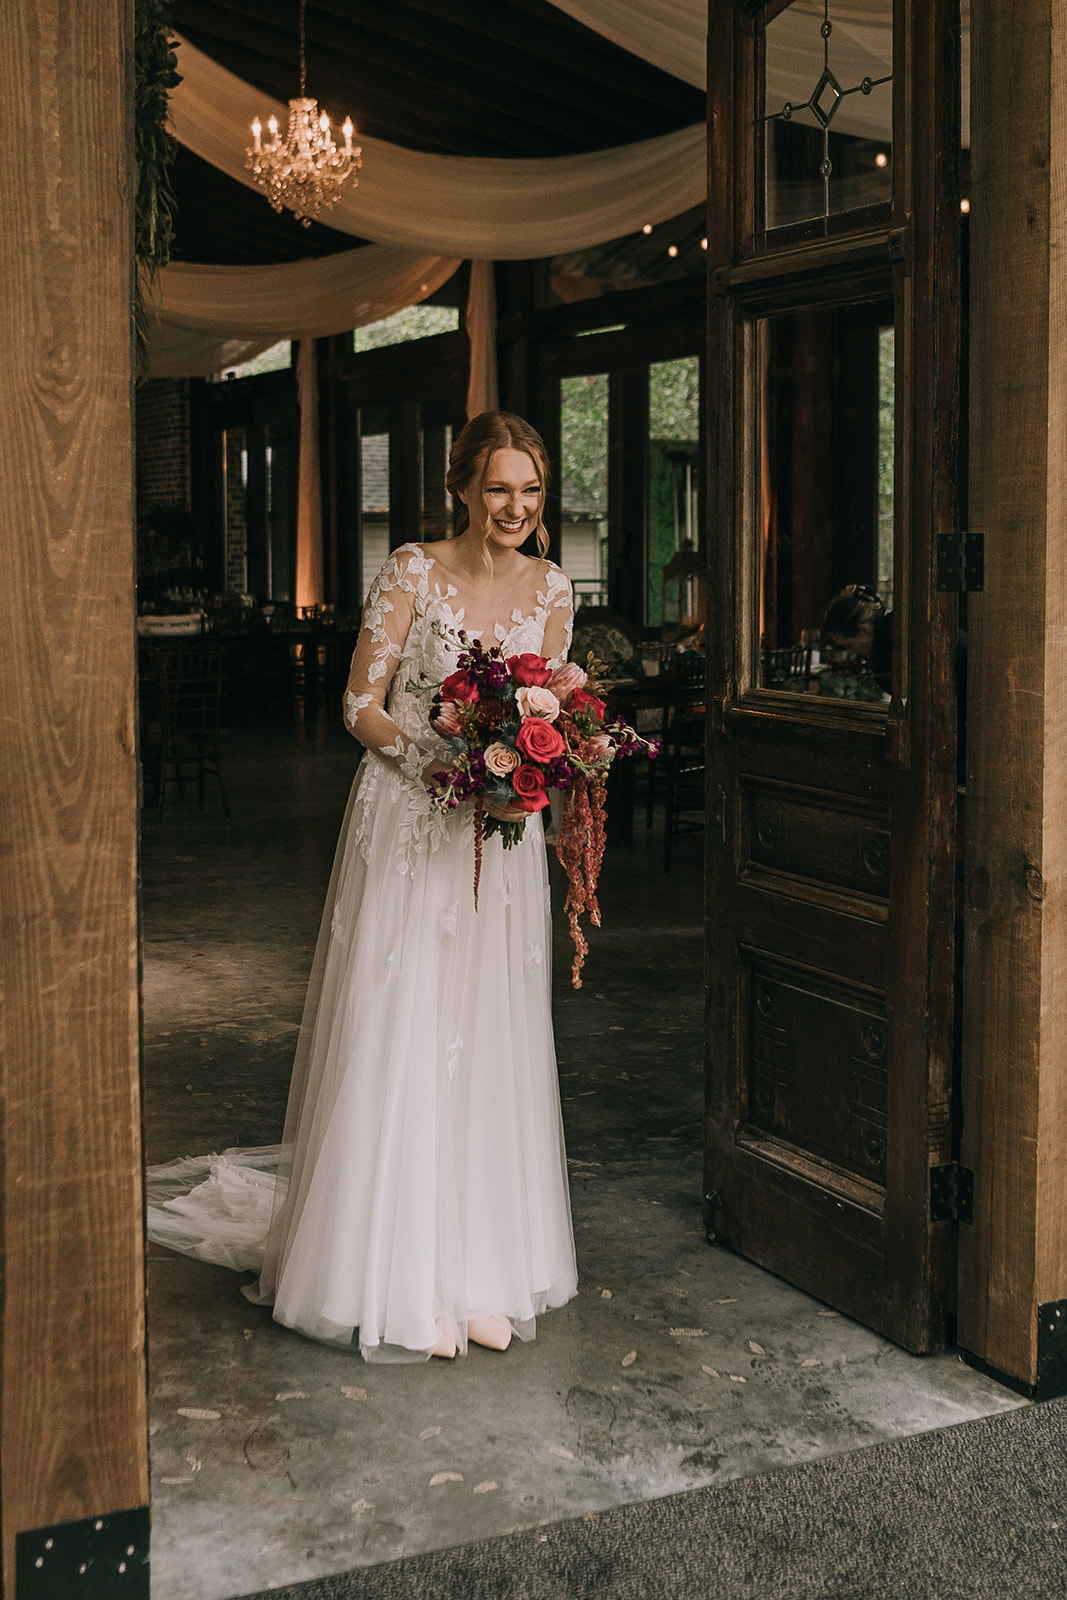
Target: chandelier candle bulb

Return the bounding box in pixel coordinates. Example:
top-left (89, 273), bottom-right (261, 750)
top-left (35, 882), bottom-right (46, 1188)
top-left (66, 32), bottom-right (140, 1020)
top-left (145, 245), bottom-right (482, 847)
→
top-left (245, 0), bottom-right (361, 225)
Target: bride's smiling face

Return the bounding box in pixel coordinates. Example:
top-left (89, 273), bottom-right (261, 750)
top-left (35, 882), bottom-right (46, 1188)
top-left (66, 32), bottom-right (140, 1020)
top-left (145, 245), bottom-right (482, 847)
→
top-left (461, 447), bottom-right (543, 552)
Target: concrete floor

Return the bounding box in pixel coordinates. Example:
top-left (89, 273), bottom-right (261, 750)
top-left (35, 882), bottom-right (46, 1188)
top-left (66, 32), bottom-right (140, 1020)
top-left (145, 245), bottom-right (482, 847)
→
top-left (142, 724), bottom-right (1022, 1600)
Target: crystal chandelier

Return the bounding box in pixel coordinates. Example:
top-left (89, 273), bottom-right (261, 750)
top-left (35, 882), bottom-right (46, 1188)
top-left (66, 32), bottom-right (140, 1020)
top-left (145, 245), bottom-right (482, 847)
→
top-left (246, 0), bottom-right (361, 228)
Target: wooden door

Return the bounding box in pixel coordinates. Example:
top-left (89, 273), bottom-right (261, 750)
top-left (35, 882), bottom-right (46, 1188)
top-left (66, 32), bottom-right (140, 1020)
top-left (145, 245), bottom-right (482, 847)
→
top-left (704, 0), bottom-right (963, 1351)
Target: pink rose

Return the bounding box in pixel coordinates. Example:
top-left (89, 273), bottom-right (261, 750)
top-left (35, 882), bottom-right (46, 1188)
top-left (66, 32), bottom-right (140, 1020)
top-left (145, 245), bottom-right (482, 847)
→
top-left (515, 685), bottom-right (560, 721)
top-left (432, 700), bottom-right (463, 736)
top-left (546, 662), bottom-right (587, 704)
top-left (516, 717), bottom-right (565, 764)
top-left (507, 652), bottom-right (552, 687)
top-left (441, 668), bottom-right (479, 703)
top-left (568, 685), bottom-right (606, 723)
top-left (511, 763), bottom-right (550, 813)
top-left (484, 741), bottom-right (521, 777)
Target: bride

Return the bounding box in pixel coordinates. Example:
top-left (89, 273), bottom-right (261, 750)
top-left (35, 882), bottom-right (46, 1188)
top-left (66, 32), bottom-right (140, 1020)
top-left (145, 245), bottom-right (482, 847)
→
top-left (148, 411), bottom-right (578, 1362)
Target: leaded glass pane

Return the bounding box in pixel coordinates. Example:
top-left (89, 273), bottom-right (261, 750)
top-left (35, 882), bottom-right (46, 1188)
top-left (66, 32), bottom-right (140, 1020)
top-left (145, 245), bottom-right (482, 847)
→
top-left (764, 0), bottom-right (893, 231)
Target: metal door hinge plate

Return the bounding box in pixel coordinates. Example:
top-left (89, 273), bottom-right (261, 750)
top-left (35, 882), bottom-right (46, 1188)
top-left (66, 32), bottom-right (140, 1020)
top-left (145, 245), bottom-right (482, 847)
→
top-left (17, 1507), bottom-right (149, 1597)
top-left (930, 1161), bottom-right (974, 1224)
top-left (937, 529), bottom-right (984, 592)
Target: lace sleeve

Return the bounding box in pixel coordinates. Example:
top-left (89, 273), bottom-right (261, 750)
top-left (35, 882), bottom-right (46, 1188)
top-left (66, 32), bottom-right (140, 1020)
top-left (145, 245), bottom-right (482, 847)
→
top-left (343, 548), bottom-right (435, 783)
top-left (541, 564), bottom-right (574, 667)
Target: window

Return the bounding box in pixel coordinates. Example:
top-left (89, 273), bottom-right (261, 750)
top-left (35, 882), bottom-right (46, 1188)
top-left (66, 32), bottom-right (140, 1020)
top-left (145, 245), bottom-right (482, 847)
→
top-left (648, 357), bottom-right (700, 627)
top-left (560, 374), bottom-right (609, 609)
top-left (212, 340), bottom-right (293, 382)
top-left (353, 305), bottom-right (460, 354)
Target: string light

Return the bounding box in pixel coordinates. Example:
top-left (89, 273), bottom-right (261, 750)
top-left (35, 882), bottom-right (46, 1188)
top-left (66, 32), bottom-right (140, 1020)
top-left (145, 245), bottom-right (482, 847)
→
top-left (875, 151), bottom-right (889, 169)
top-left (642, 223), bottom-right (653, 234)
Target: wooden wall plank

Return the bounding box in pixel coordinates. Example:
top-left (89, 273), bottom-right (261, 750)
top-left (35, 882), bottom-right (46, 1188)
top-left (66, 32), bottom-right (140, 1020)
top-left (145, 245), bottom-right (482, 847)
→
top-left (959, 0), bottom-right (1067, 1384)
top-left (0, 0), bottom-right (148, 1585)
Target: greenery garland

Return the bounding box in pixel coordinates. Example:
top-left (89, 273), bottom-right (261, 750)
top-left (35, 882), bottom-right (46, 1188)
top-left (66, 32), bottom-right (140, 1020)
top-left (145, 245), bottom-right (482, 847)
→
top-left (134, 0), bottom-right (181, 381)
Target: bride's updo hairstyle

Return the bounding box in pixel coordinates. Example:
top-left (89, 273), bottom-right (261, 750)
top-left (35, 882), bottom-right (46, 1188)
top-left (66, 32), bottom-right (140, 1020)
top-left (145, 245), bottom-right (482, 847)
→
top-left (446, 410), bottom-right (552, 559)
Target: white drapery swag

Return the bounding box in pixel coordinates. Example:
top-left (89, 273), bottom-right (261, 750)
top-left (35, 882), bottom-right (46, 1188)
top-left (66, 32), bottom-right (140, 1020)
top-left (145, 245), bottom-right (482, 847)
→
top-left (147, 248), bottom-right (462, 379)
top-left (168, 34), bottom-right (705, 258)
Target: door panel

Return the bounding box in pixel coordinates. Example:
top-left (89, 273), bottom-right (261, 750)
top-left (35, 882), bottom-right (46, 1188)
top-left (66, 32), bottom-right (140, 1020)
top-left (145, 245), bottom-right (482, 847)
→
top-left (704, 0), bottom-right (962, 1352)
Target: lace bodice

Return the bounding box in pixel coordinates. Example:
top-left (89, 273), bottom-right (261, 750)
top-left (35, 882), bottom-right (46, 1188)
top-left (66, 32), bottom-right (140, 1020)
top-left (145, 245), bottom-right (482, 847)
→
top-left (343, 543), bottom-right (573, 787)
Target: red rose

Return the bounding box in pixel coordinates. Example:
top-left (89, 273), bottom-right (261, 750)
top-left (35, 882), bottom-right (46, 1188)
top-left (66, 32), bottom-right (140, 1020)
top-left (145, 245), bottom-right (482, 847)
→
top-left (507, 652), bottom-right (552, 687)
top-left (440, 668), bottom-right (480, 703)
top-left (516, 717), bottom-right (565, 764)
top-left (511, 763), bottom-right (550, 813)
top-left (568, 685), bottom-right (606, 722)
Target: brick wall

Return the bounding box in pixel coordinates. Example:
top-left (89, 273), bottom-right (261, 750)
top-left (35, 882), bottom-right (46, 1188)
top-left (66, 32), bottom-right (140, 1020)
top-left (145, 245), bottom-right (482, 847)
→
top-left (223, 429), bottom-right (249, 592)
top-left (136, 379), bottom-right (190, 517)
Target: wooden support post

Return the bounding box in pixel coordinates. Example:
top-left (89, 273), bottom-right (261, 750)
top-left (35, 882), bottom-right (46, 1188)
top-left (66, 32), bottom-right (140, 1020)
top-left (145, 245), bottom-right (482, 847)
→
top-left (0, 0), bottom-right (149, 1590)
top-left (959, 0), bottom-right (1067, 1393)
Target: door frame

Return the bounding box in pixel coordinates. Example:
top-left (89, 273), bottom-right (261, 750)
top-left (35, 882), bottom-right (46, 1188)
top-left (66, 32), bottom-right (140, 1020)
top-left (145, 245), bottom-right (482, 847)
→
top-left (704, 0), bottom-right (963, 1351)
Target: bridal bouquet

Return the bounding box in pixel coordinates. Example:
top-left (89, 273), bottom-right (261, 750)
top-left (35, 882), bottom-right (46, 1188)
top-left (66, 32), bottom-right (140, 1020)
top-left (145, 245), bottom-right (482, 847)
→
top-left (422, 624), bottom-right (657, 986)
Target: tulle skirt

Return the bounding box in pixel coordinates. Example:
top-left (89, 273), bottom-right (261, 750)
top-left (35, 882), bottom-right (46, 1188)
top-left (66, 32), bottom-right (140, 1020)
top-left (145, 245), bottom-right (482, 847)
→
top-left (148, 753), bottom-right (578, 1361)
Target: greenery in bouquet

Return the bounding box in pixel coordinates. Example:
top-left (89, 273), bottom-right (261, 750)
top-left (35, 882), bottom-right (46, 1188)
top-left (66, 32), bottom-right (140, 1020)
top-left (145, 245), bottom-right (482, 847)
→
top-left (420, 623), bottom-right (657, 985)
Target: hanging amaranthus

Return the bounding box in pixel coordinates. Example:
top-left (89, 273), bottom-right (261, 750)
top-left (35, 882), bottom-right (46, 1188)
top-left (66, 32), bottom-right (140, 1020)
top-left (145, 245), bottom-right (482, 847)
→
top-left (556, 774), bottom-right (609, 988)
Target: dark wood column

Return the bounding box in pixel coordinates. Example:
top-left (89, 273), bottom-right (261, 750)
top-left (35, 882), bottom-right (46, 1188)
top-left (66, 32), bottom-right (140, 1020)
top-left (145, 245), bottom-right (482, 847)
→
top-left (608, 367), bottom-right (649, 626)
top-left (0, 0), bottom-right (149, 1589)
top-left (959, 0), bottom-right (1067, 1391)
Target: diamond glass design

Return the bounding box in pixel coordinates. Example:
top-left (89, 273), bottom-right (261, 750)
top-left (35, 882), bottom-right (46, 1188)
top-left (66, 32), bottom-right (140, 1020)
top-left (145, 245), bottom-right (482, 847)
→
top-left (812, 68), bottom-right (844, 128)
top-left (764, 0), bottom-right (895, 228)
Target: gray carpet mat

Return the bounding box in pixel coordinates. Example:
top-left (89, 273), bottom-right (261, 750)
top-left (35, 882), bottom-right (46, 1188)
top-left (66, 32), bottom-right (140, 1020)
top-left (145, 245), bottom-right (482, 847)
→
top-left (236, 1393), bottom-right (1066, 1600)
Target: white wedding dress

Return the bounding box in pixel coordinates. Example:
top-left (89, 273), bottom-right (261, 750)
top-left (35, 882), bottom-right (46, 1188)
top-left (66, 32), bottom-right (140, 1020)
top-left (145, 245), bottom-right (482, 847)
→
top-left (146, 544), bottom-right (579, 1361)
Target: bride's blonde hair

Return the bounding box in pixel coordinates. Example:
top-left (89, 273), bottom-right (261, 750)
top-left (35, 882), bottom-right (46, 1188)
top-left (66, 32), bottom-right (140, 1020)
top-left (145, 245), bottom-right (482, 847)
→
top-left (446, 411), bottom-right (551, 559)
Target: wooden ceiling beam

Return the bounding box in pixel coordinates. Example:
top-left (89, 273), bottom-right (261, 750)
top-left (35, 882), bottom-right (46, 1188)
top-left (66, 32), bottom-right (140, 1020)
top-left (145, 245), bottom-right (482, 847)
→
top-left (173, 0), bottom-right (703, 152)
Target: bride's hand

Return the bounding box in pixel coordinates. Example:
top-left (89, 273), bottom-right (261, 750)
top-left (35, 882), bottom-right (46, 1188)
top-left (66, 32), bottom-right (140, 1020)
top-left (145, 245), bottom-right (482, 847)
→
top-left (484, 800), bottom-right (529, 824)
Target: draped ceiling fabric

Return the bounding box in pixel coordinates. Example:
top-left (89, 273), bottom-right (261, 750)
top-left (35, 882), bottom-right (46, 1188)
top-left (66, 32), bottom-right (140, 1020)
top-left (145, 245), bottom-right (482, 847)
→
top-left (465, 261), bottom-right (500, 421)
top-left (147, 248), bottom-right (461, 376)
top-left (167, 35), bottom-right (706, 259)
top-left (544, 0), bottom-right (706, 90)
